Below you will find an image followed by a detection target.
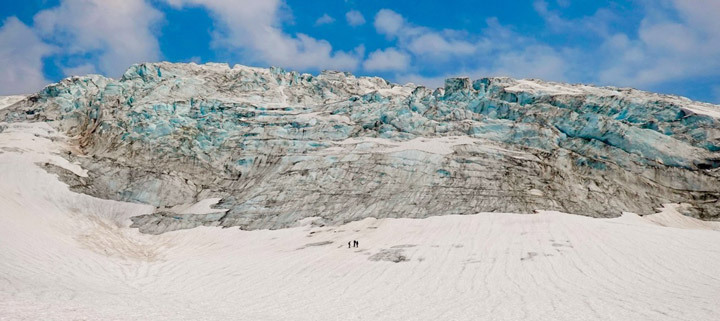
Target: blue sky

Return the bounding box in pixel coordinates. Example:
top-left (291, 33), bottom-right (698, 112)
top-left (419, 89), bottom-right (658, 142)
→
top-left (1, 0), bottom-right (719, 103)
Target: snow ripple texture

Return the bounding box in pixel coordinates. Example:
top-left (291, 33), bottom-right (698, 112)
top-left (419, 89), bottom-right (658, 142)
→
top-left (1, 62), bottom-right (719, 233)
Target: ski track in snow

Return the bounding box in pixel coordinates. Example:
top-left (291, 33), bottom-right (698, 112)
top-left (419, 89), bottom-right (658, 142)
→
top-left (1, 123), bottom-right (720, 320)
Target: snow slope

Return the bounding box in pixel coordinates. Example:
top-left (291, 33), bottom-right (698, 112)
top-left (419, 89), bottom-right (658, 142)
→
top-left (2, 108), bottom-right (720, 320)
top-left (0, 96), bottom-right (24, 110)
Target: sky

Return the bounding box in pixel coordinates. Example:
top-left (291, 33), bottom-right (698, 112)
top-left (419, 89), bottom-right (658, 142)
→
top-left (0, 0), bottom-right (719, 103)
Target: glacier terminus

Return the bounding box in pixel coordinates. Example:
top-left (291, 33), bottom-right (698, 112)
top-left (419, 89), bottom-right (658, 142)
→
top-left (1, 62), bottom-right (718, 234)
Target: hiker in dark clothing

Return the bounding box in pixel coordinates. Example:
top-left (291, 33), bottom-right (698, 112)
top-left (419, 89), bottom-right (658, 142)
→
top-left (348, 241), bottom-right (351, 248)
top-left (353, 240), bottom-right (359, 248)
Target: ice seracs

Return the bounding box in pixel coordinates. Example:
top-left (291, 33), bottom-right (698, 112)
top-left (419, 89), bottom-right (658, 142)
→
top-left (1, 62), bottom-right (719, 233)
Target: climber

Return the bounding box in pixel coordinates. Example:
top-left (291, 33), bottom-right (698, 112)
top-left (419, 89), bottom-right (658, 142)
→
top-left (348, 241), bottom-right (351, 248)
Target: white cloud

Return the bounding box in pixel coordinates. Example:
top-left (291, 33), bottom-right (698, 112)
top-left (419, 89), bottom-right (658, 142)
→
top-left (372, 9), bottom-right (479, 62)
top-left (34, 0), bottom-right (164, 77)
top-left (374, 9), bottom-right (405, 37)
top-left (533, 0), bottom-right (720, 92)
top-left (533, 0), bottom-right (617, 37)
top-left (671, 0), bottom-right (720, 36)
top-left (406, 33), bottom-right (476, 58)
top-left (396, 44), bottom-right (571, 90)
top-left (596, 1), bottom-right (720, 88)
top-left (164, 0), bottom-right (361, 71)
top-left (315, 13), bottom-right (335, 26)
top-left (0, 17), bottom-right (55, 95)
top-left (638, 21), bottom-right (697, 54)
top-left (484, 45), bottom-right (570, 81)
top-left (61, 63), bottom-right (98, 77)
top-left (369, 9), bottom-right (573, 82)
top-left (345, 10), bottom-right (365, 27)
top-left (363, 48), bottom-right (410, 72)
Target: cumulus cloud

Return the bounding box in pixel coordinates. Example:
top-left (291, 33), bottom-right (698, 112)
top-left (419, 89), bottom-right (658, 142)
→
top-left (368, 9), bottom-right (573, 83)
top-left (406, 33), bottom-right (476, 58)
top-left (34, 0), bottom-right (164, 77)
top-left (596, 1), bottom-right (720, 87)
top-left (374, 9), bottom-right (405, 37)
top-left (396, 44), bottom-right (571, 90)
top-left (0, 17), bottom-right (55, 95)
top-left (483, 45), bottom-right (570, 81)
top-left (363, 48), bottom-right (410, 72)
top-left (345, 10), bottom-right (365, 26)
top-left (387, 1), bottom-right (719, 95)
top-left (315, 13), bottom-right (335, 26)
top-left (533, 0), bottom-right (720, 92)
top-left (372, 9), bottom-right (478, 61)
top-left (164, 0), bottom-right (361, 71)
top-left (533, 0), bottom-right (618, 37)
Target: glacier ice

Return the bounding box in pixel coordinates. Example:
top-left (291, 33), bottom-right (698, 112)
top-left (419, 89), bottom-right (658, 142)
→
top-left (1, 62), bottom-right (719, 233)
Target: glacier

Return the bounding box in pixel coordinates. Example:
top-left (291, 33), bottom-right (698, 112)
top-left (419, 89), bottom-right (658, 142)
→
top-left (1, 62), bottom-right (719, 233)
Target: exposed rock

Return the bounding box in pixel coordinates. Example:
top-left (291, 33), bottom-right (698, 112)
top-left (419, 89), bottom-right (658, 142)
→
top-left (369, 249), bottom-right (409, 263)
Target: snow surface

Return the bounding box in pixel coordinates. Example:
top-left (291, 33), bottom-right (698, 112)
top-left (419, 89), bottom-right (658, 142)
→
top-left (503, 78), bottom-right (720, 119)
top-left (2, 112), bottom-right (720, 320)
top-left (0, 95), bottom-right (25, 110)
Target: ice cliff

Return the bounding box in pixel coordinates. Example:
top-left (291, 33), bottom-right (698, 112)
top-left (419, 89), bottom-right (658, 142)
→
top-left (2, 62), bottom-right (719, 233)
